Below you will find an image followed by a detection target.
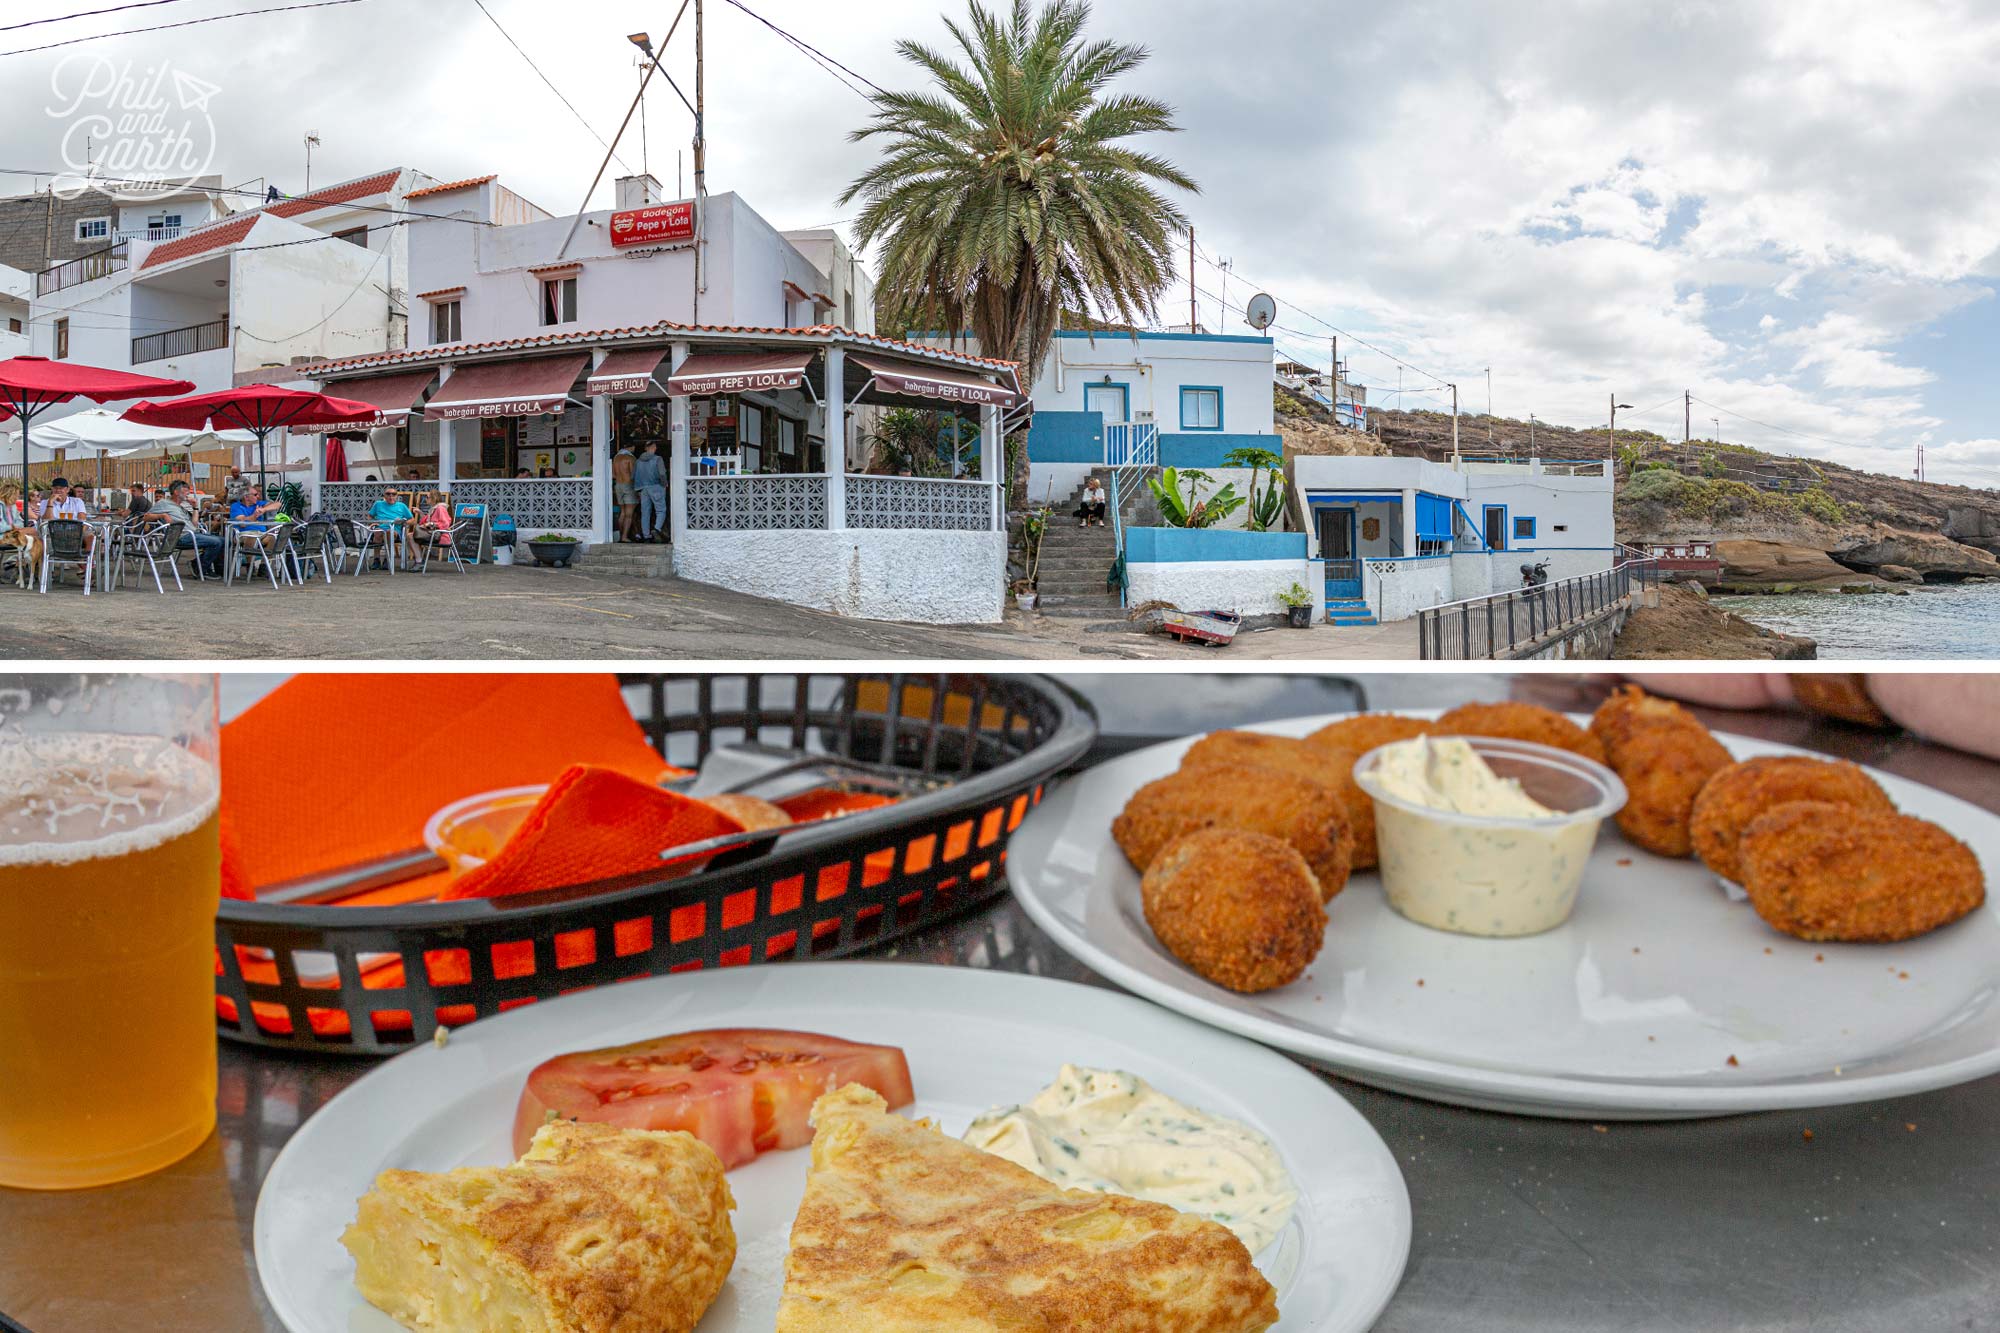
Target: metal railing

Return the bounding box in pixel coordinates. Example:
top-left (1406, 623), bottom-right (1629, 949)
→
top-left (133, 318), bottom-right (228, 364)
top-left (117, 225), bottom-right (185, 243)
top-left (37, 242), bottom-right (128, 296)
top-left (1104, 421), bottom-right (1158, 469)
top-left (1419, 556), bottom-right (1659, 659)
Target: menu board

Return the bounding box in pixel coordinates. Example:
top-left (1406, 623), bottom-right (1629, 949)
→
top-left (706, 417), bottom-right (737, 453)
top-left (479, 431), bottom-right (508, 472)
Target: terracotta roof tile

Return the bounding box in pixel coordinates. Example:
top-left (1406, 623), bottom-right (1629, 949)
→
top-left (405, 174), bottom-right (497, 200)
top-left (135, 168), bottom-right (407, 272)
top-left (266, 168), bottom-right (406, 219)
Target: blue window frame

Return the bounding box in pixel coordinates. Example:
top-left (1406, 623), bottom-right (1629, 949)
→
top-left (1513, 515), bottom-right (1536, 541)
top-left (1482, 504), bottom-right (1509, 552)
top-left (1179, 385), bottom-right (1223, 431)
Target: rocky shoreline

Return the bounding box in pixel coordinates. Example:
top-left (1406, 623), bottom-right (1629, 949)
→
top-left (1614, 583), bottom-right (1817, 660)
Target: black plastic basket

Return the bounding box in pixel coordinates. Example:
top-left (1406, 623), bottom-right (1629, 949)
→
top-left (214, 673), bottom-right (1095, 1055)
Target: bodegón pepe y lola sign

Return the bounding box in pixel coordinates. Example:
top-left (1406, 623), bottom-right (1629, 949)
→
top-left (609, 200), bottom-right (697, 249)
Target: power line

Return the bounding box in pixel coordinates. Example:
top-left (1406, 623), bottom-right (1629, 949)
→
top-left (468, 0), bottom-right (632, 174)
top-left (0, 168), bottom-right (496, 228)
top-left (1691, 394), bottom-right (1872, 452)
top-left (0, 0), bottom-right (373, 58)
top-left (0, 0), bottom-right (204, 34)
top-left (723, 0), bottom-right (884, 98)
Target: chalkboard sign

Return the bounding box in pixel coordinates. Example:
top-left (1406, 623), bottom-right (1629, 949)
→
top-left (480, 434), bottom-right (508, 471)
top-left (706, 419), bottom-right (737, 452)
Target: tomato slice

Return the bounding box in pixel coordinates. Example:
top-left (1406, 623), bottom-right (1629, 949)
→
top-left (511, 1028), bottom-right (915, 1167)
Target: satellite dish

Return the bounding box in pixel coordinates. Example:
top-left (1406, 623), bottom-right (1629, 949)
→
top-left (1243, 292), bottom-right (1276, 331)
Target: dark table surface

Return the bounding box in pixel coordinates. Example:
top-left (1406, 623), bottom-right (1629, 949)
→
top-left (6, 673), bottom-right (1999, 1332)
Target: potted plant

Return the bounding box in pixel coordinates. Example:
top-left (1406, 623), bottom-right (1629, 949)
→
top-left (1015, 508), bottom-right (1048, 609)
top-left (528, 531), bottom-right (581, 568)
top-left (1277, 582), bottom-right (1314, 628)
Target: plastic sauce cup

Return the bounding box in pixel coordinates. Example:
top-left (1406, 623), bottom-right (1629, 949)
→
top-left (1353, 736), bottom-right (1628, 938)
top-left (422, 784), bottom-right (549, 876)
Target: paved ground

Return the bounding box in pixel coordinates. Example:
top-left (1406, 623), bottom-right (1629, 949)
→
top-left (1, 563), bottom-right (1421, 661)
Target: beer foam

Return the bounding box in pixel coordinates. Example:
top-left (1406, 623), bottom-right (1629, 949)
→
top-left (0, 732), bottom-right (219, 868)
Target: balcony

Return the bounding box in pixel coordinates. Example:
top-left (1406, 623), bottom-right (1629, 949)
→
top-left (133, 318), bottom-right (228, 365)
top-left (37, 242), bottom-right (128, 296)
top-left (116, 225), bottom-right (185, 244)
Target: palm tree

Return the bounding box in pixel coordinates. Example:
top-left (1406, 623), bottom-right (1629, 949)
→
top-left (844, 0), bottom-right (1198, 488)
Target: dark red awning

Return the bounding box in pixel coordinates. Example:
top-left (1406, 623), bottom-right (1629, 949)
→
top-left (289, 367), bottom-right (438, 434)
top-left (849, 352), bottom-right (1020, 407)
top-left (664, 349), bottom-right (814, 397)
top-left (422, 354), bottom-right (590, 420)
top-left (586, 347), bottom-right (669, 396)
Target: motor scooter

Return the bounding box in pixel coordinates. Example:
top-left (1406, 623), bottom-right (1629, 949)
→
top-left (1520, 559), bottom-right (1550, 588)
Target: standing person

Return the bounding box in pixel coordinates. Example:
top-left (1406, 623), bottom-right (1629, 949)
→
top-left (1077, 475), bottom-right (1108, 527)
top-left (612, 443), bottom-right (638, 542)
top-left (153, 480), bottom-right (223, 578)
top-left (223, 467), bottom-right (249, 507)
top-left (634, 441), bottom-right (668, 543)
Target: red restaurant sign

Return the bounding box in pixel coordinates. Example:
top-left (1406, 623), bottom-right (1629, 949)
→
top-left (609, 200), bottom-right (696, 249)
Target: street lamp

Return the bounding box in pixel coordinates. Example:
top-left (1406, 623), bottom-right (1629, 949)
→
top-left (1610, 395), bottom-right (1635, 460)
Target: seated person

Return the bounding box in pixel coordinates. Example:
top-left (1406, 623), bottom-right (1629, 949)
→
top-left (367, 485), bottom-right (419, 567)
top-left (152, 480), bottom-right (224, 578)
top-left (43, 477), bottom-right (88, 522)
top-left (22, 488), bottom-right (48, 523)
top-left (126, 488), bottom-right (153, 522)
top-left (228, 484), bottom-right (287, 567)
top-left (1077, 475), bottom-right (1108, 527)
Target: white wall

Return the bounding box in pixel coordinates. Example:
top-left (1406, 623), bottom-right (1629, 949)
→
top-left (1464, 466), bottom-right (1615, 552)
top-left (1128, 558), bottom-right (1312, 618)
top-left (1294, 454), bottom-right (1468, 499)
top-left (674, 528), bottom-right (1005, 624)
top-left (0, 263), bottom-right (29, 358)
top-left (1034, 331), bottom-right (1274, 432)
top-left (1364, 555), bottom-right (1455, 621)
top-left (232, 233), bottom-right (392, 374)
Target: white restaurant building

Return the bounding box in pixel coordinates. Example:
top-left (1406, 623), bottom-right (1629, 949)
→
top-left (280, 177), bottom-right (1021, 622)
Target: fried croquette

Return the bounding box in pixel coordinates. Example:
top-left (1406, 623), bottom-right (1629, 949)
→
top-left (701, 794), bottom-right (794, 831)
top-left (1141, 828), bottom-right (1327, 993)
top-left (1589, 686), bottom-right (1732, 857)
top-left (1690, 756), bottom-right (1894, 883)
top-left (1738, 800), bottom-right (1986, 942)
top-left (1112, 762), bottom-right (1353, 900)
top-left (1181, 730), bottom-right (1345, 790)
top-left (1434, 701), bottom-right (1607, 765)
top-left (1302, 714), bottom-right (1434, 872)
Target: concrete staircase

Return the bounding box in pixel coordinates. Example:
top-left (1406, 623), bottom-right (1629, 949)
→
top-left (1030, 471), bottom-right (1161, 618)
top-left (569, 538), bottom-right (674, 579)
top-left (1323, 595), bottom-right (1378, 627)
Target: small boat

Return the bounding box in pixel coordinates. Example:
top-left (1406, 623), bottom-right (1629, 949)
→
top-left (1157, 608), bottom-right (1243, 647)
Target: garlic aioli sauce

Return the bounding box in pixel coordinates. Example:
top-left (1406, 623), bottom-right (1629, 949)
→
top-left (1361, 736), bottom-right (1600, 937)
top-left (962, 1065), bottom-right (1297, 1254)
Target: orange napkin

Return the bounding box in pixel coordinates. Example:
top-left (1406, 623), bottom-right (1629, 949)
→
top-left (776, 789), bottom-right (899, 822)
top-left (439, 764), bottom-right (745, 900)
top-left (217, 673), bottom-right (683, 899)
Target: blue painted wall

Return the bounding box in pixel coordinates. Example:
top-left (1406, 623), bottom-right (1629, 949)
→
top-left (1126, 526), bottom-right (1308, 563)
top-left (1158, 432), bottom-right (1281, 468)
top-left (1025, 410), bottom-right (1103, 463)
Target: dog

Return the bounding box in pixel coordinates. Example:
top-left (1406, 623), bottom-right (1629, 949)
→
top-left (0, 526), bottom-right (40, 589)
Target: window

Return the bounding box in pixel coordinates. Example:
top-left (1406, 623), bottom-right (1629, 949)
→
top-left (75, 217), bottom-right (110, 242)
top-left (1552, 523), bottom-right (1569, 534)
top-left (146, 213), bottom-right (182, 239)
top-left (53, 317), bottom-right (69, 359)
top-left (431, 299), bottom-right (461, 344)
top-left (334, 226), bottom-right (369, 247)
top-left (540, 276), bottom-right (577, 326)
top-left (1179, 386), bottom-right (1222, 431)
top-left (1513, 515), bottom-right (1537, 541)
top-left (6, 317), bottom-right (20, 334)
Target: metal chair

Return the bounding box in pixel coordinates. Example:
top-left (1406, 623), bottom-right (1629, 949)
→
top-left (287, 519), bottom-right (336, 584)
top-left (231, 524), bottom-right (291, 589)
top-left (333, 518), bottom-right (390, 575)
top-left (38, 519), bottom-right (94, 595)
top-left (118, 519), bottom-right (186, 593)
top-left (412, 517), bottom-right (478, 574)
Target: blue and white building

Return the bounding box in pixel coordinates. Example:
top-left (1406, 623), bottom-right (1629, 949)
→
top-left (1022, 328), bottom-right (1278, 516)
top-left (1292, 453), bottom-right (1617, 623)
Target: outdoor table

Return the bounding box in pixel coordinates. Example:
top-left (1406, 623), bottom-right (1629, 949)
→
top-left (221, 522), bottom-right (289, 587)
top-left (3, 675), bottom-right (1996, 1332)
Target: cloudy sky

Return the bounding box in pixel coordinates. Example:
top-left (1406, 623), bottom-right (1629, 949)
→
top-left (3, 0), bottom-right (1994, 485)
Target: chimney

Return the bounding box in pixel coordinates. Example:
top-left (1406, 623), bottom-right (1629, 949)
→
top-left (614, 174), bottom-right (664, 210)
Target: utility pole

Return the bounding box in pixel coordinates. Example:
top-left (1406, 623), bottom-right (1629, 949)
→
top-left (1450, 383), bottom-right (1460, 463)
top-left (1330, 335), bottom-right (1338, 423)
top-left (1529, 413), bottom-right (1537, 457)
top-left (1684, 389), bottom-right (1691, 445)
top-left (1485, 367), bottom-right (1492, 449)
top-left (693, 0), bottom-right (706, 322)
top-left (304, 132), bottom-right (320, 192)
top-left (1188, 227), bottom-right (1197, 331)
top-left (1712, 417), bottom-right (1719, 444)
top-left (1610, 393), bottom-right (1634, 461)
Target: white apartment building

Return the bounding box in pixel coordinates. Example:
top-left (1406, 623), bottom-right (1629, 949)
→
top-left (0, 264), bottom-right (28, 359)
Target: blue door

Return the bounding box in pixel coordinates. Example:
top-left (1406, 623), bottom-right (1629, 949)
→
top-left (1318, 508), bottom-right (1361, 597)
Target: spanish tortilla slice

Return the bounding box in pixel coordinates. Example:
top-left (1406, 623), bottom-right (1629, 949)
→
top-left (776, 1085), bottom-right (1279, 1333)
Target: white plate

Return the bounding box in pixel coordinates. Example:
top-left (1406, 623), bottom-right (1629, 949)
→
top-left (255, 962), bottom-right (1409, 1333)
top-left (1007, 713), bottom-right (2000, 1119)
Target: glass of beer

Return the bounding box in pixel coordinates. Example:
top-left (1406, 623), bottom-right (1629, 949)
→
top-left (0, 674), bottom-right (221, 1190)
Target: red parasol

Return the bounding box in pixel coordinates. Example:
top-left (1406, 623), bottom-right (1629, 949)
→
top-left (324, 435), bottom-right (350, 482)
top-left (124, 384), bottom-right (381, 492)
top-left (0, 355), bottom-right (195, 495)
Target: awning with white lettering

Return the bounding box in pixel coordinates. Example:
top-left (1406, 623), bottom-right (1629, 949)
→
top-left (422, 354), bottom-right (591, 420)
top-left (849, 352), bottom-right (1020, 408)
top-left (586, 347), bottom-right (669, 397)
top-left (288, 367), bottom-right (438, 434)
top-left (664, 349), bottom-right (815, 397)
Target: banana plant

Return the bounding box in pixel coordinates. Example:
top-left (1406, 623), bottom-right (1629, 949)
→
top-left (1147, 467), bottom-right (1245, 528)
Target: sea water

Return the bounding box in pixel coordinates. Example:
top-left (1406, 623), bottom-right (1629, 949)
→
top-left (1712, 583), bottom-right (2000, 659)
